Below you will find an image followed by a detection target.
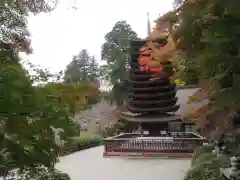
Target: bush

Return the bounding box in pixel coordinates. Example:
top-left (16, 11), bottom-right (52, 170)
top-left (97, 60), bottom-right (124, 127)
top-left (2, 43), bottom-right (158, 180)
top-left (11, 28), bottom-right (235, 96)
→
top-left (192, 144), bottom-right (214, 164)
top-left (192, 152), bottom-right (217, 166)
top-left (4, 166), bottom-right (70, 180)
top-left (69, 135), bottom-right (103, 147)
top-left (184, 161), bottom-right (223, 180)
top-left (60, 135), bottom-right (103, 155)
top-left (188, 145), bottom-right (230, 180)
top-left (192, 152), bottom-right (230, 168)
top-left (218, 154), bottom-right (231, 168)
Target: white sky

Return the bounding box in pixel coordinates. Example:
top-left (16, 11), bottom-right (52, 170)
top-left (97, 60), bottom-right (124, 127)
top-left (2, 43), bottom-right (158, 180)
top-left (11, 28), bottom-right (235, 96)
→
top-left (20, 0), bottom-right (173, 73)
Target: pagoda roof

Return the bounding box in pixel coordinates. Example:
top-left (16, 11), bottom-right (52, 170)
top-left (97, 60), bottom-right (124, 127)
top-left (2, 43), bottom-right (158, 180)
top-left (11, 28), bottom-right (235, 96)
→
top-left (120, 112), bottom-right (181, 123)
top-left (121, 85), bottom-right (203, 122)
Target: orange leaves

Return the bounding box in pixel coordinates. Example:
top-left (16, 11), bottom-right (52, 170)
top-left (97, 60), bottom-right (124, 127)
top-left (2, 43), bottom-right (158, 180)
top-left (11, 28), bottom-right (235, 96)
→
top-left (44, 83), bottom-right (100, 114)
top-left (139, 26), bottom-right (177, 79)
top-left (151, 36), bottom-right (176, 63)
top-left (138, 44), bottom-right (164, 74)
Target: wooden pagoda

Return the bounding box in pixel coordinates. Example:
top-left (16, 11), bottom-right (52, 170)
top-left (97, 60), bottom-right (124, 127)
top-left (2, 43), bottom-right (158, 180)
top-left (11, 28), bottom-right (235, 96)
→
top-left (102, 12), bottom-right (206, 157)
top-left (120, 39), bottom-right (182, 135)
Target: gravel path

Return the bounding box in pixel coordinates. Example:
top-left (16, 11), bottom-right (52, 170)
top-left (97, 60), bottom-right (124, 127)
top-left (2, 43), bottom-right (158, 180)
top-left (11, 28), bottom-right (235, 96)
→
top-left (56, 146), bottom-right (190, 180)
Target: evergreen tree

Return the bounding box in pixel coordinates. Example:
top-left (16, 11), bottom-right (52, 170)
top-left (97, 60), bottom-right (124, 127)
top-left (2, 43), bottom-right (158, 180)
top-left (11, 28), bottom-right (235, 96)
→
top-left (101, 21), bottom-right (139, 105)
top-left (88, 56), bottom-right (99, 82)
top-left (64, 49), bottom-right (91, 83)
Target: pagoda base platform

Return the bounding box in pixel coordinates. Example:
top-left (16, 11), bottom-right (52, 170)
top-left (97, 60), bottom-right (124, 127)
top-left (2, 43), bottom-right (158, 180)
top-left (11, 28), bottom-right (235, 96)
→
top-left (103, 132), bottom-right (207, 158)
top-left (103, 152), bottom-right (193, 158)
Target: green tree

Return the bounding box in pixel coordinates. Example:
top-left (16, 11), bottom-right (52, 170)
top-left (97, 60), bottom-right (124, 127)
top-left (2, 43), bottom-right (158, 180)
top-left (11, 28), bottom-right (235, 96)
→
top-left (88, 56), bottom-right (99, 82)
top-left (172, 0), bottom-right (240, 107)
top-left (169, 0), bottom-right (240, 139)
top-left (101, 21), bottom-right (139, 105)
top-left (64, 49), bottom-right (98, 83)
top-left (0, 53), bottom-right (79, 176)
top-left (0, 52), bottom-right (100, 179)
top-left (0, 0), bottom-right (76, 179)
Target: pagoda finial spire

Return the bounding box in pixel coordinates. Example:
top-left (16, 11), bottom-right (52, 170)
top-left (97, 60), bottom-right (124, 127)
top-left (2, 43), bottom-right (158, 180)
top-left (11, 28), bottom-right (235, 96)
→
top-left (147, 12), bottom-right (151, 36)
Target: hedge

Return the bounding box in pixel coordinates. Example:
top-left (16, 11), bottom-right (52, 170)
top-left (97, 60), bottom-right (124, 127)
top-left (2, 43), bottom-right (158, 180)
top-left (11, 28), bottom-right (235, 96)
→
top-left (17, 166), bottom-right (70, 180)
top-left (184, 161), bottom-right (223, 180)
top-left (60, 135), bottom-right (103, 155)
top-left (185, 145), bottom-right (230, 180)
top-left (192, 152), bottom-right (217, 166)
top-left (3, 166), bottom-right (70, 180)
top-left (191, 144), bottom-right (214, 165)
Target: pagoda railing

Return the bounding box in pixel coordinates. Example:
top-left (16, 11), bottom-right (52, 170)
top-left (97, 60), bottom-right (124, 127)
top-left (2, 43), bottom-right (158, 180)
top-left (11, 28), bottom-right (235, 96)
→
top-left (103, 132), bottom-right (207, 154)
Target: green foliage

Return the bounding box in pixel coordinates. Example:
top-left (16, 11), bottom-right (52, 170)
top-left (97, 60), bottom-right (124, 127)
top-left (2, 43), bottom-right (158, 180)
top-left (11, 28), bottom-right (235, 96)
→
top-left (101, 20), bottom-right (139, 105)
top-left (64, 49), bottom-right (99, 83)
top-left (192, 144), bottom-right (214, 164)
top-left (42, 82), bottom-right (100, 115)
top-left (60, 135), bottom-right (103, 155)
top-left (69, 135), bottom-right (103, 147)
top-left (192, 152), bottom-right (230, 168)
top-left (0, 51), bottom-right (100, 178)
top-left (184, 161), bottom-right (223, 180)
top-left (0, 0), bottom-right (78, 178)
top-left (186, 151), bottom-right (230, 180)
top-left (0, 61), bottom-right (80, 172)
top-left (189, 145), bottom-right (230, 180)
top-left (218, 154), bottom-right (231, 168)
top-left (5, 166), bottom-right (70, 180)
top-left (0, 0), bottom-right (54, 53)
top-left (232, 156), bottom-right (240, 179)
top-left (192, 152), bottom-right (217, 166)
top-left (172, 0), bottom-right (240, 109)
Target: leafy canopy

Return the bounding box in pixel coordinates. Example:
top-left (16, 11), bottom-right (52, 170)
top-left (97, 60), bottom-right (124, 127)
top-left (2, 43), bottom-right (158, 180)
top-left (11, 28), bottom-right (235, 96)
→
top-left (172, 0), bottom-right (240, 109)
top-left (64, 49), bottom-right (99, 83)
top-left (101, 20), bottom-right (139, 105)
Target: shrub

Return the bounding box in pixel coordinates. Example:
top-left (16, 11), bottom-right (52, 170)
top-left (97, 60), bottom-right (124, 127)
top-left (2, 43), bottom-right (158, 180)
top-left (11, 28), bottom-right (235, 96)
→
top-left (218, 154), bottom-right (231, 168)
top-left (192, 152), bottom-right (217, 166)
top-left (69, 135), bottom-right (103, 147)
top-left (192, 152), bottom-right (230, 168)
top-left (184, 161), bottom-right (223, 180)
top-left (4, 166), bottom-right (70, 180)
top-left (192, 145), bottom-right (214, 164)
top-left (232, 156), bottom-right (240, 180)
top-left (60, 135), bottom-right (103, 155)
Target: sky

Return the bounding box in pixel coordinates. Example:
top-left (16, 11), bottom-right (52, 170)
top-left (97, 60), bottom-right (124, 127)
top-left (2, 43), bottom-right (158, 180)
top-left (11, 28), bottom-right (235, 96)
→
top-left (20, 0), bottom-right (174, 74)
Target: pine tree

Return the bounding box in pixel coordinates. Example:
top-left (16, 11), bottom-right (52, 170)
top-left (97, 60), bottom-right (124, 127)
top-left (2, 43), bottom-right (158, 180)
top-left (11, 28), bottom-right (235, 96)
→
top-left (64, 49), bottom-right (91, 83)
top-left (88, 56), bottom-right (99, 82)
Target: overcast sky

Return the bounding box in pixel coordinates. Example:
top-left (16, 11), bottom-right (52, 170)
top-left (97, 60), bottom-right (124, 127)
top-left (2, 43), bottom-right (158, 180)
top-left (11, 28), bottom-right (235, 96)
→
top-left (20, 0), bottom-right (173, 73)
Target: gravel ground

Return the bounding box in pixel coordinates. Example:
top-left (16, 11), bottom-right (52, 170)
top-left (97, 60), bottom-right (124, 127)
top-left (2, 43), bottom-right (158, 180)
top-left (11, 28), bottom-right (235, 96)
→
top-left (56, 146), bottom-right (191, 180)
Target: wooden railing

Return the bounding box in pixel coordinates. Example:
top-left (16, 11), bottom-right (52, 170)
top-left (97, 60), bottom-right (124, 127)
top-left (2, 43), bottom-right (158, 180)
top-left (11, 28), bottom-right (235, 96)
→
top-left (103, 132), bottom-right (206, 154)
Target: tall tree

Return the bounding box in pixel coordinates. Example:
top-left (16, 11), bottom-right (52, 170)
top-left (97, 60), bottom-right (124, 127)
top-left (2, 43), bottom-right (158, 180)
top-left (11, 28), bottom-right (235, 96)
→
top-left (0, 54), bottom-right (74, 175)
top-left (0, 52), bottom-right (100, 179)
top-left (0, 0), bottom-right (76, 179)
top-left (88, 56), bottom-right (99, 82)
top-left (169, 0), bottom-right (240, 139)
top-left (64, 49), bottom-right (92, 83)
top-left (101, 20), bottom-right (139, 105)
